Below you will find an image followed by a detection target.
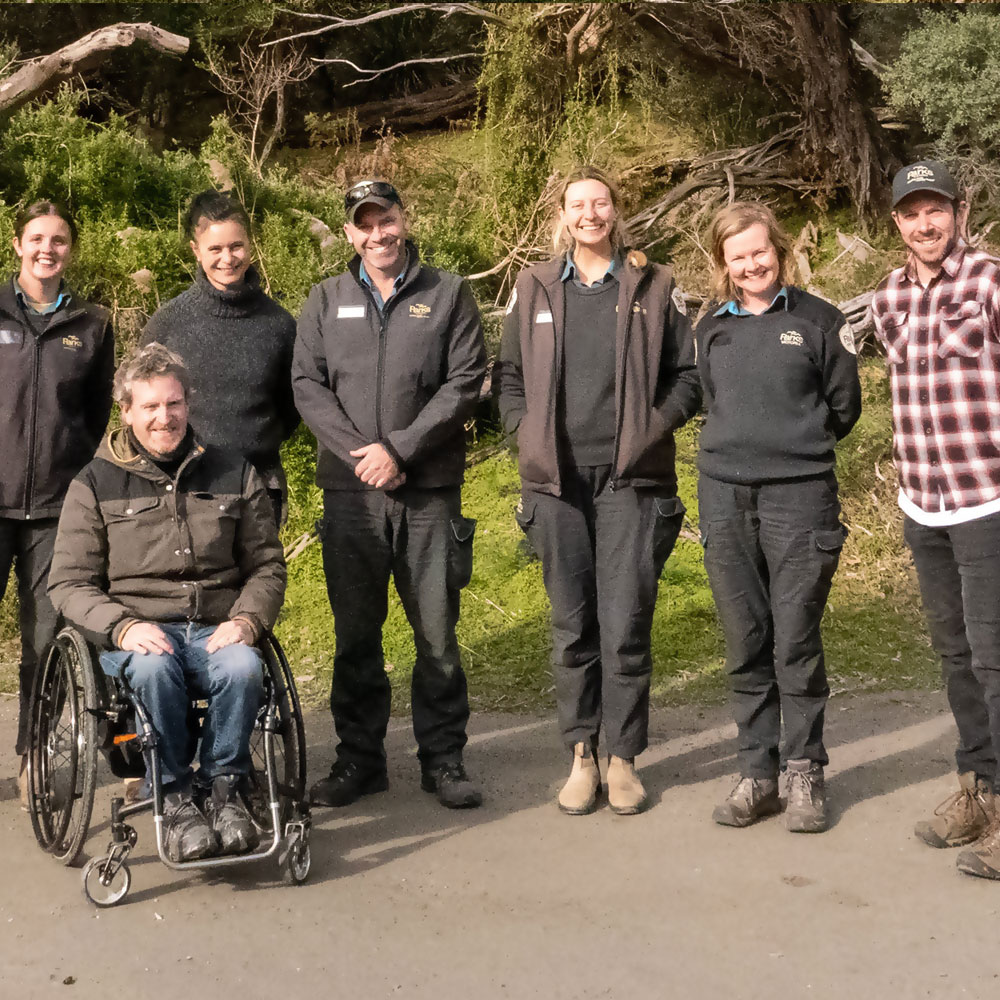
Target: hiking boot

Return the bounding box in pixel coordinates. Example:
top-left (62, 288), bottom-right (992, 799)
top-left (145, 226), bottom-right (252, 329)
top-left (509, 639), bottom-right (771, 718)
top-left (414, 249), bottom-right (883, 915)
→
top-left (421, 760), bottom-right (482, 809)
top-left (956, 817), bottom-right (1000, 879)
top-left (785, 759), bottom-right (827, 833)
top-left (713, 776), bottom-right (780, 828)
top-left (914, 771), bottom-right (995, 848)
top-left (606, 756), bottom-right (648, 815)
top-left (204, 775), bottom-right (260, 855)
top-left (557, 742), bottom-right (601, 815)
top-left (308, 759), bottom-right (388, 807)
top-left (163, 791), bottom-right (219, 862)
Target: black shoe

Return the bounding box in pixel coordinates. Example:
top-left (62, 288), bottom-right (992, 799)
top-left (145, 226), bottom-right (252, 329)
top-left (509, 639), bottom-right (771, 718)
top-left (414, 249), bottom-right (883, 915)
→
top-left (421, 760), bottom-right (482, 809)
top-left (308, 759), bottom-right (388, 807)
top-left (204, 775), bottom-right (261, 855)
top-left (163, 791), bottom-right (220, 862)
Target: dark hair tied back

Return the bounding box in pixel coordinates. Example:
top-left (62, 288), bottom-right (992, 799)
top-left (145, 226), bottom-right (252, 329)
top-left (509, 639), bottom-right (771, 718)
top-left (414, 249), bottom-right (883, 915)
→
top-left (183, 189), bottom-right (251, 240)
top-left (14, 200), bottom-right (77, 244)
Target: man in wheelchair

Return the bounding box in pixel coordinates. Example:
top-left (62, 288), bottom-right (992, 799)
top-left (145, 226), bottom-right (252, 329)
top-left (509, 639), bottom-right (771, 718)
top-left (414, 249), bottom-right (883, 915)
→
top-left (47, 343), bottom-right (286, 862)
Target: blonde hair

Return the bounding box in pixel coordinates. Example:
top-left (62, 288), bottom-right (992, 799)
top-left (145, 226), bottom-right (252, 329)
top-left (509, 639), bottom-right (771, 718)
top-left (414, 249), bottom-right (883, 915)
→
top-left (552, 166), bottom-right (630, 256)
top-left (706, 201), bottom-right (795, 304)
top-left (114, 342), bottom-right (189, 406)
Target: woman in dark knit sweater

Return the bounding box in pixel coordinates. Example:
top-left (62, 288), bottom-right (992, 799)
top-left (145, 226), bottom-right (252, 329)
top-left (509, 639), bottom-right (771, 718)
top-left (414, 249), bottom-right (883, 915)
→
top-left (696, 201), bottom-right (861, 833)
top-left (141, 191), bottom-right (298, 524)
top-left (498, 167), bottom-right (699, 816)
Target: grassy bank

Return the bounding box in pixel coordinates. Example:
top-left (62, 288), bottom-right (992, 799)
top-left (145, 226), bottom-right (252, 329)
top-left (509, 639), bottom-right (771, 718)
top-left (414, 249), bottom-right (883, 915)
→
top-left (275, 355), bottom-right (938, 715)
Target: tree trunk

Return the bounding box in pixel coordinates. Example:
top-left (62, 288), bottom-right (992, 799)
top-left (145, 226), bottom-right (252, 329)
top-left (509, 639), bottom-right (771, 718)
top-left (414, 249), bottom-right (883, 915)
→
top-left (0, 22), bottom-right (189, 116)
top-left (776, 5), bottom-right (895, 214)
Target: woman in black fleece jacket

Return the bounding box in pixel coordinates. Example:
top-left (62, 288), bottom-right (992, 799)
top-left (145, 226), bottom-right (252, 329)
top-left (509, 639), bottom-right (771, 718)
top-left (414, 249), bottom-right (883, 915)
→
top-left (695, 201), bottom-right (861, 834)
top-left (140, 191), bottom-right (298, 525)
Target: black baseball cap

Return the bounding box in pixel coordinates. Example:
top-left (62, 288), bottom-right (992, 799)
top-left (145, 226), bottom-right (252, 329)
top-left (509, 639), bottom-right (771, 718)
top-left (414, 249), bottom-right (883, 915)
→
top-left (891, 160), bottom-right (959, 209)
top-left (344, 179), bottom-right (403, 223)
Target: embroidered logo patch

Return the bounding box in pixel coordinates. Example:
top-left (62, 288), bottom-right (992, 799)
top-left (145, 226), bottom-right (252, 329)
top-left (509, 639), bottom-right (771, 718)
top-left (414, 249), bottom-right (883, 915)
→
top-left (671, 286), bottom-right (688, 316)
top-left (61, 334), bottom-right (82, 350)
top-left (906, 164), bottom-right (935, 185)
top-left (409, 303), bottom-right (431, 318)
top-left (839, 323), bottom-right (857, 355)
top-left (780, 331), bottom-right (804, 347)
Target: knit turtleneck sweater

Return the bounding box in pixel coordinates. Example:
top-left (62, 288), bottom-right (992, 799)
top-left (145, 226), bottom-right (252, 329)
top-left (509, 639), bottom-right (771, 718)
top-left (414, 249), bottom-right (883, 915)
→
top-left (139, 264), bottom-right (298, 485)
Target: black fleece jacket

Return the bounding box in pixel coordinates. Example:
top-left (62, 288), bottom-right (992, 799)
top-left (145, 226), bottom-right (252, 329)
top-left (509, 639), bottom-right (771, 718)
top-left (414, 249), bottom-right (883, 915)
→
top-left (695, 286), bottom-right (861, 484)
top-left (292, 242), bottom-right (486, 490)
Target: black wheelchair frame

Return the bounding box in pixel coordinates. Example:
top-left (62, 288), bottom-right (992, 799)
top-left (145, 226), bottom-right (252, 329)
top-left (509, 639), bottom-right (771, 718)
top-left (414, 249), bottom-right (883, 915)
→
top-left (26, 627), bottom-right (311, 906)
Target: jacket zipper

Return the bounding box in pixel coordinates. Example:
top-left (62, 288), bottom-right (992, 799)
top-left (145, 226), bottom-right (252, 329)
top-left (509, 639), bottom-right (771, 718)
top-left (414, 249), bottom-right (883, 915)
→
top-left (24, 335), bottom-right (40, 515)
top-left (608, 272), bottom-right (648, 491)
top-left (366, 269), bottom-right (414, 442)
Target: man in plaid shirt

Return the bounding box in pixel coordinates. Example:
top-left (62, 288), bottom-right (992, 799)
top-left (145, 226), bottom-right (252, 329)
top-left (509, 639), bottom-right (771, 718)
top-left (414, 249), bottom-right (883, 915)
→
top-left (872, 160), bottom-right (1000, 880)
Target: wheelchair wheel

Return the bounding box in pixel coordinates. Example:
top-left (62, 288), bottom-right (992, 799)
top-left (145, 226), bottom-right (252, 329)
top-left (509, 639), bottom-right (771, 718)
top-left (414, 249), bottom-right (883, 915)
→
top-left (27, 629), bottom-right (99, 866)
top-left (82, 855), bottom-right (131, 907)
top-left (246, 634), bottom-right (307, 829)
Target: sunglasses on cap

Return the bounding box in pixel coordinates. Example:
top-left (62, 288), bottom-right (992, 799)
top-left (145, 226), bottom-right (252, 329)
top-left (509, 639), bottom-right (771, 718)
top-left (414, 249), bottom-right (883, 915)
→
top-left (344, 180), bottom-right (402, 215)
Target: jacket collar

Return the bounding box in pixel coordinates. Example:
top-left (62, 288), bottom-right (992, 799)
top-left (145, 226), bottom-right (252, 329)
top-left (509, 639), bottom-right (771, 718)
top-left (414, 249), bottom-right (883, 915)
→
top-left (100, 427), bottom-right (207, 482)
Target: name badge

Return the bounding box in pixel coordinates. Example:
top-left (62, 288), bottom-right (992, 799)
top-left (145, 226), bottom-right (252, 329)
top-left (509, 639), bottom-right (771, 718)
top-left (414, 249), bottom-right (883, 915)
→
top-left (535, 311), bottom-right (553, 324)
top-left (0, 325), bottom-right (23, 346)
top-left (337, 305), bottom-right (366, 319)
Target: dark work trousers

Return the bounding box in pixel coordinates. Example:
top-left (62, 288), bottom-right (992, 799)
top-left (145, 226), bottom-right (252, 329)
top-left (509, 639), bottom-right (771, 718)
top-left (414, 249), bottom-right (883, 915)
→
top-left (903, 512), bottom-right (1000, 788)
top-left (0, 518), bottom-right (61, 756)
top-left (319, 486), bottom-right (475, 769)
top-left (698, 474), bottom-right (845, 779)
top-left (516, 465), bottom-right (685, 758)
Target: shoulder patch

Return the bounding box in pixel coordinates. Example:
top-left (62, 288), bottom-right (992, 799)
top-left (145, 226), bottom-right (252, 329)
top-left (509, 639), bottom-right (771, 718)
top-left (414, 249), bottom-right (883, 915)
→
top-left (505, 286), bottom-right (518, 316)
top-left (839, 323), bottom-right (857, 355)
top-left (671, 286), bottom-right (688, 317)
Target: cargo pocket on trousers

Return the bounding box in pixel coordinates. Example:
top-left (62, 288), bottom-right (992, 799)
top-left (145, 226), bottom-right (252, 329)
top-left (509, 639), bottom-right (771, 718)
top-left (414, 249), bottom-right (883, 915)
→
top-left (813, 525), bottom-right (847, 582)
top-left (447, 515), bottom-right (476, 590)
top-left (653, 495), bottom-right (686, 572)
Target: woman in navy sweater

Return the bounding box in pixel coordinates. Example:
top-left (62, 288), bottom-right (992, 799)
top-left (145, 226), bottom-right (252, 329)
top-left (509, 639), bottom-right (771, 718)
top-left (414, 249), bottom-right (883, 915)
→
top-left (695, 202), bottom-right (861, 833)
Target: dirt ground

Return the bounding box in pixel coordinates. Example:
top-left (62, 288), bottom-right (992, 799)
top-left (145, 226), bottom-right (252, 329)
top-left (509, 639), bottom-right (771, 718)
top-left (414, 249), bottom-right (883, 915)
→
top-left (2, 688), bottom-right (1000, 1000)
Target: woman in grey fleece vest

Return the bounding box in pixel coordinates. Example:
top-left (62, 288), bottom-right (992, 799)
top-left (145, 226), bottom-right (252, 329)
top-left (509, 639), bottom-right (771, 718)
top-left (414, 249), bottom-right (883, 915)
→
top-left (140, 191), bottom-right (298, 525)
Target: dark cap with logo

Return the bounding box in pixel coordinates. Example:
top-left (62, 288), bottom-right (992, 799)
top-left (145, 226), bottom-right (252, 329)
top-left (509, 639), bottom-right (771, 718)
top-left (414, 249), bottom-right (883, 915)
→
top-left (891, 160), bottom-right (959, 209)
top-left (344, 179), bottom-right (403, 224)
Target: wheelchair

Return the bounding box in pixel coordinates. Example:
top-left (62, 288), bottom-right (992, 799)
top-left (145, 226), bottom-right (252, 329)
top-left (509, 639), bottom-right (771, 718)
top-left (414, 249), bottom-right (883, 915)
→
top-left (25, 626), bottom-right (311, 906)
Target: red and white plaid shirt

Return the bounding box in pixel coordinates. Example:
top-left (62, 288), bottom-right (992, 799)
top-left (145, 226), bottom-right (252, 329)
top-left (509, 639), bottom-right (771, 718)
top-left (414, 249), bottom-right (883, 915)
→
top-left (871, 240), bottom-right (1000, 515)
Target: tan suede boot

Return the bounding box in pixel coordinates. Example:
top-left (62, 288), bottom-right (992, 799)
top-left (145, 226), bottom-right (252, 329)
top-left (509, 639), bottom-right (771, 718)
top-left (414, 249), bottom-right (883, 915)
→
top-left (915, 771), bottom-right (995, 848)
top-left (557, 742), bottom-right (601, 815)
top-left (606, 756), bottom-right (648, 815)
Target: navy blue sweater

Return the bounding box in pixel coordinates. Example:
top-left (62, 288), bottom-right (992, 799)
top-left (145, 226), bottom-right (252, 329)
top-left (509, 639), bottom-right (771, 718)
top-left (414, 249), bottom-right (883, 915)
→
top-left (695, 286), bottom-right (861, 484)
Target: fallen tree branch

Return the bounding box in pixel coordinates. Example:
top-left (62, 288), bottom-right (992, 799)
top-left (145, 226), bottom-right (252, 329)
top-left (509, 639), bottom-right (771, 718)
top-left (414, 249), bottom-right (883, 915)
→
top-left (0, 22), bottom-right (189, 116)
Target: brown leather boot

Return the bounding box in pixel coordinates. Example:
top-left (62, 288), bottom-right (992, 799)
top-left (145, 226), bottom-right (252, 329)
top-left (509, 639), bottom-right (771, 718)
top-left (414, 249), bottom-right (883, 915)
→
top-left (557, 742), bottom-right (601, 815)
top-left (915, 771), bottom-right (995, 848)
top-left (606, 756), bottom-right (648, 815)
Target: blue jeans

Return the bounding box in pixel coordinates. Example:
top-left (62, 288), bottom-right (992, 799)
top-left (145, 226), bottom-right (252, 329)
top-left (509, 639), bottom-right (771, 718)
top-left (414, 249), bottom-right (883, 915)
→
top-left (100, 622), bottom-right (264, 787)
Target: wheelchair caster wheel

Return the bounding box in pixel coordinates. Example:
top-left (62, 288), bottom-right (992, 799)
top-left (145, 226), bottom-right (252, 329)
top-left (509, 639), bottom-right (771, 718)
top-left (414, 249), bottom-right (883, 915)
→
top-left (284, 832), bottom-right (311, 885)
top-left (82, 855), bottom-right (131, 907)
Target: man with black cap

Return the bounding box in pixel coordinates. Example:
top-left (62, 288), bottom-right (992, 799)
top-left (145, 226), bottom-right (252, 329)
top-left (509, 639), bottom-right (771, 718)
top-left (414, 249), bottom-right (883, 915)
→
top-left (872, 160), bottom-right (1000, 879)
top-left (293, 179), bottom-right (486, 809)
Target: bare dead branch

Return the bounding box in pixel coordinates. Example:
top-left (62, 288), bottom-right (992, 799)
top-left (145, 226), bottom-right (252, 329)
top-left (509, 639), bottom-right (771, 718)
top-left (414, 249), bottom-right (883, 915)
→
top-left (265, 3), bottom-right (505, 47)
top-left (313, 52), bottom-right (480, 86)
top-left (0, 22), bottom-right (189, 116)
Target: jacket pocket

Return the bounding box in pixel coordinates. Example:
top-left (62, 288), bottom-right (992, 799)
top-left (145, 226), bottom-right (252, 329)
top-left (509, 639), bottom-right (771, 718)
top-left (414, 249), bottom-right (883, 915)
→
top-left (101, 496), bottom-right (161, 523)
top-left (652, 494), bottom-right (686, 571)
top-left (938, 301), bottom-right (985, 359)
top-left (447, 515), bottom-right (476, 590)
